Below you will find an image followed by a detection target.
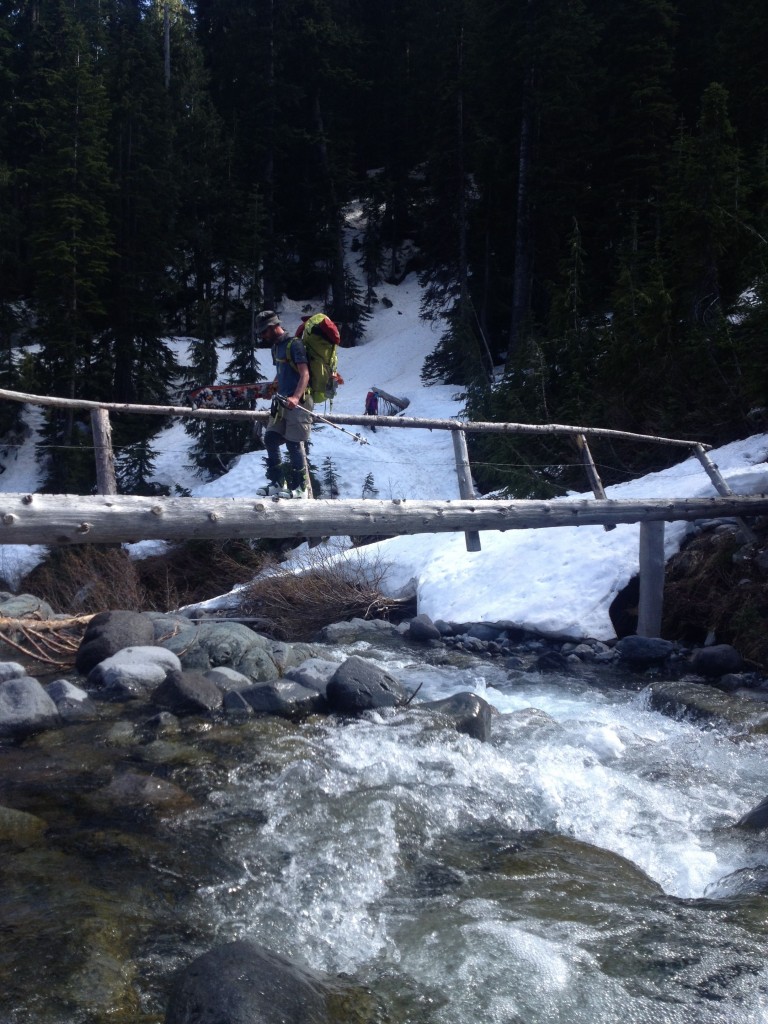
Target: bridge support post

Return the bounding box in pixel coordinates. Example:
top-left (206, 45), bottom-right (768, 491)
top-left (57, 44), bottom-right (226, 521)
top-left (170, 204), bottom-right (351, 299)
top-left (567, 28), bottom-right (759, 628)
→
top-left (637, 520), bottom-right (665, 638)
top-left (451, 429), bottom-right (481, 552)
top-left (90, 409), bottom-right (117, 495)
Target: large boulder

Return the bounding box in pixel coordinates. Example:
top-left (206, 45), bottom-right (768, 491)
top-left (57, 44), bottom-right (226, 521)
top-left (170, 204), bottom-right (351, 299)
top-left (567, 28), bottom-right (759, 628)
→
top-left (0, 676), bottom-right (59, 738)
top-left (76, 610), bottom-right (156, 675)
top-left (165, 940), bottom-right (373, 1024)
top-left (159, 621), bottom-right (281, 682)
top-left (326, 655), bottom-right (409, 714)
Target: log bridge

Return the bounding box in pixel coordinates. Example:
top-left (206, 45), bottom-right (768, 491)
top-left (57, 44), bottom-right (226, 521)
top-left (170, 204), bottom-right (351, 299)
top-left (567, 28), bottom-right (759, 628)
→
top-left (0, 387), bottom-right (765, 638)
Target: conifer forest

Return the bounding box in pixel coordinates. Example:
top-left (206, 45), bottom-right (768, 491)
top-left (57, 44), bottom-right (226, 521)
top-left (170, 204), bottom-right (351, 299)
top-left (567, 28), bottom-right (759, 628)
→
top-left (1, 1), bottom-right (767, 496)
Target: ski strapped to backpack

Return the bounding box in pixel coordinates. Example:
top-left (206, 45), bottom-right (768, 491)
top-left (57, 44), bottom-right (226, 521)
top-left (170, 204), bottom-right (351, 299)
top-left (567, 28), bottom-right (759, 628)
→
top-left (286, 312), bottom-right (344, 405)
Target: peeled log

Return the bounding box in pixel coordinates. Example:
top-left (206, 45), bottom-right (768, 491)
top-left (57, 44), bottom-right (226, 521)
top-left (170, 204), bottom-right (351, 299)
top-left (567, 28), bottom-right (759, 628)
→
top-left (0, 493), bottom-right (765, 546)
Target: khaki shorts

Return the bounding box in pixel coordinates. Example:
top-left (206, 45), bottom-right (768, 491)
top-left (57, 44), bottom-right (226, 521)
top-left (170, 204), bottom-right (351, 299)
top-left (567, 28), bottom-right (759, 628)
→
top-left (266, 395), bottom-right (314, 444)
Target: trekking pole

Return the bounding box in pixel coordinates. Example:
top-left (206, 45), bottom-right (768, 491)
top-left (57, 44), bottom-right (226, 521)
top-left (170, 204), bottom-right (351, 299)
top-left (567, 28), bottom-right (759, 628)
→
top-left (275, 395), bottom-right (370, 445)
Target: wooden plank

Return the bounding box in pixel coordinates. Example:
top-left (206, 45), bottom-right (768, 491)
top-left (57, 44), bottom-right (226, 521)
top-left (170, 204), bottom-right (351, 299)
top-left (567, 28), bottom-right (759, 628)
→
top-left (451, 429), bottom-right (481, 552)
top-left (0, 493), bottom-right (766, 546)
top-left (637, 521), bottom-right (665, 637)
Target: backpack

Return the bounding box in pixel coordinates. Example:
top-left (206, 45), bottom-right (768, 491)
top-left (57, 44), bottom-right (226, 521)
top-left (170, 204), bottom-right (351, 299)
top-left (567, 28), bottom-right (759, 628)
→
top-left (365, 390), bottom-right (379, 415)
top-left (287, 313), bottom-right (342, 404)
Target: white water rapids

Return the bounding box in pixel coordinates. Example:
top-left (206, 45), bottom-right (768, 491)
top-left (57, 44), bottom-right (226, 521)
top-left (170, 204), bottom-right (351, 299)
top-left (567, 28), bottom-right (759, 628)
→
top-left (188, 650), bottom-right (768, 1024)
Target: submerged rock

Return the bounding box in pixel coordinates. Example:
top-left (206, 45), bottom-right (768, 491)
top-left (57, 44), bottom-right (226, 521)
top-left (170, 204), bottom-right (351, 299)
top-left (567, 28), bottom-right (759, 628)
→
top-left (418, 691), bottom-right (495, 741)
top-left (165, 939), bottom-right (376, 1024)
top-left (735, 795), bottom-right (768, 831)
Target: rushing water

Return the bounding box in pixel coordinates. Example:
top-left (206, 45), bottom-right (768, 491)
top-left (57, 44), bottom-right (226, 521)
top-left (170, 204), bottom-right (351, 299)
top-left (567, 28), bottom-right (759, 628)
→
top-left (4, 643), bottom-right (768, 1023)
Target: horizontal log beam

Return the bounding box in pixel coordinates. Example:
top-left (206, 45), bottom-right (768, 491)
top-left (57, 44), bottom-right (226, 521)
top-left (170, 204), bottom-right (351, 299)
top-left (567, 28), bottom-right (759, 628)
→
top-left (0, 387), bottom-right (707, 448)
top-left (0, 493), bottom-right (765, 546)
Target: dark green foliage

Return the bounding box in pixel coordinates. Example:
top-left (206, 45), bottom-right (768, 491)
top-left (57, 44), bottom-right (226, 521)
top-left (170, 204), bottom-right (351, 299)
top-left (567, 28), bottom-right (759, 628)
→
top-left (115, 436), bottom-right (160, 494)
top-left (323, 455), bottom-right (340, 498)
top-left (362, 472), bottom-right (378, 499)
top-left (1, 0), bottom-right (768, 499)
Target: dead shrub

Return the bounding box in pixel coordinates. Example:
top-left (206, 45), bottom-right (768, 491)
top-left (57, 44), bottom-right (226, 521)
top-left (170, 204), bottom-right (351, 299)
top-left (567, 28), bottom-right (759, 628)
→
top-left (21, 545), bottom-right (147, 614)
top-left (239, 547), bottom-right (407, 641)
top-left (20, 540), bottom-right (269, 615)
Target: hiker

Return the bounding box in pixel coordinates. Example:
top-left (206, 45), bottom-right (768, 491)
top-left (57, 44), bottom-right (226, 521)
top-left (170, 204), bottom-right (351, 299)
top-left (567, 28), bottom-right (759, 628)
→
top-left (364, 389), bottom-right (379, 432)
top-left (254, 310), bottom-right (313, 499)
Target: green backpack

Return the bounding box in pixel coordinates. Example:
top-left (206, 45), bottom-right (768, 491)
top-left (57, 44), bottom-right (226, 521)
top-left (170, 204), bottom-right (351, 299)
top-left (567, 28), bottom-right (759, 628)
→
top-left (286, 313), bottom-right (342, 404)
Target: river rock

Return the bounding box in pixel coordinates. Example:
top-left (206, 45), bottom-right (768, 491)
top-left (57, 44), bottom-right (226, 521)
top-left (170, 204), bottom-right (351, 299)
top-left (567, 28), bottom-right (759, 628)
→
top-left (45, 679), bottom-right (99, 722)
top-left (419, 691), bottom-right (494, 741)
top-left (76, 609), bottom-right (156, 675)
top-left (88, 646), bottom-right (182, 699)
top-left (0, 676), bottom-right (59, 738)
top-left (462, 622), bottom-right (507, 642)
top-left (283, 657), bottom-right (340, 693)
top-left (689, 644), bottom-right (744, 677)
top-left (159, 621), bottom-right (281, 681)
top-left (0, 661), bottom-right (28, 682)
top-left (326, 655), bottom-right (409, 713)
top-left (94, 769), bottom-right (194, 812)
top-left (614, 636), bottom-right (677, 666)
top-left (0, 592), bottom-right (56, 620)
top-left (240, 679), bottom-right (327, 718)
top-left (407, 613), bottom-right (442, 641)
top-left (0, 804), bottom-right (47, 845)
top-left (735, 795), bottom-right (768, 831)
top-left (268, 641), bottom-right (324, 674)
top-left (318, 617), bottom-right (405, 645)
top-left (165, 939), bottom-right (369, 1024)
top-left (152, 669), bottom-right (224, 715)
top-left (148, 611), bottom-right (199, 643)
top-left (647, 680), bottom-right (768, 732)
top-left (204, 666), bottom-right (253, 691)
top-left (536, 650), bottom-right (571, 673)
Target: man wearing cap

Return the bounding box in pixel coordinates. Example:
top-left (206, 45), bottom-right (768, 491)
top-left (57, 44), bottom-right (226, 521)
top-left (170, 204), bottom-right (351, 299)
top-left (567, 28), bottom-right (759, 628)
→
top-left (254, 310), bottom-right (313, 498)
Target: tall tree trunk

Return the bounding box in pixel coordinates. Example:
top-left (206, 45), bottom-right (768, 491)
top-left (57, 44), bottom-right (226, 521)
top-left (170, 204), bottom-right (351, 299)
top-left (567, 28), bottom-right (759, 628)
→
top-left (508, 61), bottom-right (534, 365)
top-left (261, 0), bottom-right (276, 310)
top-left (313, 93), bottom-right (347, 334)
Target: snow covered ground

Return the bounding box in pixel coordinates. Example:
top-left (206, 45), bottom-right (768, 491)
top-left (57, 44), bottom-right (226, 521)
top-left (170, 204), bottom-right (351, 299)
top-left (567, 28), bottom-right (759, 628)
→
top-left (1, 274), bottom-right (767, 641)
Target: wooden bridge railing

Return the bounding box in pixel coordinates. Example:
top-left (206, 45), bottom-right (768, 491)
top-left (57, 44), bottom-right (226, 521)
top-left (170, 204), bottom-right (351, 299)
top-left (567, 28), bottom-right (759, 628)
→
top-left (0, 387), bottom-right (761, 638)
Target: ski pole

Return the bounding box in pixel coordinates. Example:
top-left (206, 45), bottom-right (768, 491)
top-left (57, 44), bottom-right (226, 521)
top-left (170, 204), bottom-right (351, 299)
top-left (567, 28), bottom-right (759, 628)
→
top-left (275, 395), bottom-right (369, 445)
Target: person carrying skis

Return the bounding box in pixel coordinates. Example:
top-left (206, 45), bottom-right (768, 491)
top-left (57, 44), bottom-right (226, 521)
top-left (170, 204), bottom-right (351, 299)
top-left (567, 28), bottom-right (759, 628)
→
top-left (254, 310), bottom-right (313, 498)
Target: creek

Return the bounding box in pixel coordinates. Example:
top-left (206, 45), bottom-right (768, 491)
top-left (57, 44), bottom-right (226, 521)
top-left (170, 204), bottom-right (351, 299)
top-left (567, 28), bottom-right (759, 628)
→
top-left (2, 638), bottom-right (768, 1023)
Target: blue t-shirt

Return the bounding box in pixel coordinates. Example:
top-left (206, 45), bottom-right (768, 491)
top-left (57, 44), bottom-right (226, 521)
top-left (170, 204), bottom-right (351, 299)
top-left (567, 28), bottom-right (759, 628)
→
top-left (272, 334), bottom-right (308, 397)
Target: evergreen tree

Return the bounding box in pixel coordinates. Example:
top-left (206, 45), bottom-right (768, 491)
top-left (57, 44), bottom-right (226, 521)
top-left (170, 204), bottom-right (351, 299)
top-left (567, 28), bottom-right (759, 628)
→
top-left (16, 1), bottom-right (114, 491)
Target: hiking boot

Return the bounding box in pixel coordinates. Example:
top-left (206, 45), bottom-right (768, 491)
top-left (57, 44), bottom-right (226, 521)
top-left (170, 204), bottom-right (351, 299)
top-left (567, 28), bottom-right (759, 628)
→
top-left (256, 481), bottom-right (284, 496)
top-left (291, 487), bottom-right (309, 500)
top-left (277, 484), bottom-right (293, 498)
